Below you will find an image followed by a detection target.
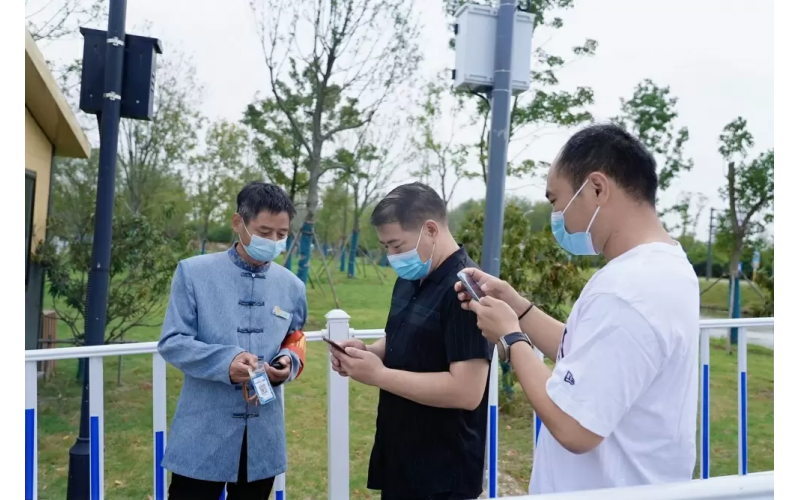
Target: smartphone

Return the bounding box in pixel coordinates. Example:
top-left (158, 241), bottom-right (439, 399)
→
top-left (322, 337), bottom-right (349, 355)
top-left (457, 270), bottom-right (485, 301)
top-left (270, 358), bottom-right (288, 370)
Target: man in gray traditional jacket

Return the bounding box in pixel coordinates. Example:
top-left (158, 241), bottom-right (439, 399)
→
top-left (158, 182), bottom-right (308, 500)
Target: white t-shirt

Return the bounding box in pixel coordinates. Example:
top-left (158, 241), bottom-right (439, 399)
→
top-left (529, 242), bottom-right (700, 495)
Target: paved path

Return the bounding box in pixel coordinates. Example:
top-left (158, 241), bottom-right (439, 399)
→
top-left (702, 316), bottom-right (774, 349)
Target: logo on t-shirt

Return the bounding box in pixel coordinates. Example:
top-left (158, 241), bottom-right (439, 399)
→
top-left (564, 371), bottom-right (575, 385)
top-left (556, 327), bottom-right (568, 362)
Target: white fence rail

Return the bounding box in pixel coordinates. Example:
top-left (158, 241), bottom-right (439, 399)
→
top-left (24, 313), bottom-right (774, 500)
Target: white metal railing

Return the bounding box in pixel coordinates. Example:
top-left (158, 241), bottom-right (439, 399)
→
top-left (503, 472), bottom-right (774, 500)
top-left (24, 313), bottom-right (774, 500)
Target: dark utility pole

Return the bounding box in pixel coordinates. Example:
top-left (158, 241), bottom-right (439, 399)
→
top-left (479, 2), bottom-right (516, 498)
top-left (705, 207), bottom-right (715, 280)
top-left (67, 1), bottom-right (128, 497)
top-left (479, 0), bottom-right (516, 278)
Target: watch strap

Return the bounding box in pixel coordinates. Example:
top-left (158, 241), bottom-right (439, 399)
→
top-left (499, 332), bottom-right (531, 362)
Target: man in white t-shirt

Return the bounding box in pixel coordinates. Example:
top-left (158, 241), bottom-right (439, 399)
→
top-left (455, 123), bottom-right (700, 494)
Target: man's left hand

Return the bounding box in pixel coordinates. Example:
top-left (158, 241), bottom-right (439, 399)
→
top-left (469, 296), bottom-right (522, 344)
top-left (267, 356), bottom-right (291, 384)
top-left (336, 348), bottom-right (386, 386)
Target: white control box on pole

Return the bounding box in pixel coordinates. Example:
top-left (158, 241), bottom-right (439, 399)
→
top-left (452, 4), bottom-right (534, 95)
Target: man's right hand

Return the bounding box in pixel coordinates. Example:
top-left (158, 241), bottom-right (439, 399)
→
top-left (330, 339), bottom-right (366, 377)
top-left (229, 352), bottom-right (258, 384)
top-left (454, 267), bottom-right (530, 316)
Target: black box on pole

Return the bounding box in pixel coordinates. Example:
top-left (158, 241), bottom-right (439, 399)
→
top-left (78, 28), bottom-right (163, 121)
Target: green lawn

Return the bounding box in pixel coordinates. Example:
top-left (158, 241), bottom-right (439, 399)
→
top-left (697, 277), bottom-right (766, 316)
top-left (35, 256), bottom-right (773, 499)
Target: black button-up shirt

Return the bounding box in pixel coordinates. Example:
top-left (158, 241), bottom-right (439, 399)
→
top-left (368, 246), bottom-right (493, 499)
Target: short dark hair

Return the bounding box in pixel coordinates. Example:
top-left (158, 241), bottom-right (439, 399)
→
top-left (370, 182), bottom-right (447, 230)
top-left (555, 123), bottom-right (658, 206)
top-left (237, 182), bottom-right (296, 223)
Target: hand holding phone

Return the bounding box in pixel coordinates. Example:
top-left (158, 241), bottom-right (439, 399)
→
top-left (323, 337), bottom-right (350, 356)
top-left (457, 270), bottom-right (485, 301)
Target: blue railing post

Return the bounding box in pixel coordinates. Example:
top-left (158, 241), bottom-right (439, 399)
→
top-left (738, 328), bottom-right (748, 475)
top-left (152, 354), bottom-right (167, 500)
top-left (89, 357), bottom-right (105, 500)
top-left (25, 361), bottom-right (38, 500)
top-left (701, 329), bottom-right (711, 479)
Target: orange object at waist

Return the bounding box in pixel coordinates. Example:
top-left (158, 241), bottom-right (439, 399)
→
top-left (281, 330), bottom-right (306, 378)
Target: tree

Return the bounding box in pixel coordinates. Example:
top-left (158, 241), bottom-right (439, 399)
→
top-left (337, 125), bottom-right (405, 277)
top-left (717, 117), bottom-right (774, 286)
top-left (26, 0), bottom-right (107, 43)
top-left (250, 0), bottom-right (421, 283)
top-left (189, 120), bottom-right (248, 254)
top-left (457, 201), bottom-right (587, 402)
top-left (315, 183), bottom-right (352, 252)
top-left (26, 0), bottom-right (108, 119)
top-left (41, 152), bottom-right (194, 379)
top-left (38, 209), bottom-right (192, 348)
top-left (613, 79), bottom-right (694, 217)
top-left (242, 97), bottom-right (310, 204)
top-left (116, 54), bottom-right (203, 229)
top-left (409, 77), bottom-right (476, 207)
top-left (444, 0), bottom-right (597, 183)
top-left (671, 191), bottom-right (708, 238)
top-left (449, 197), bottom-right (551, 236)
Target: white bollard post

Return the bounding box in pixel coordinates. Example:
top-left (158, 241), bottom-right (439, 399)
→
top-left (25, 360), bottom-right (38, 500)
top-left (89, 356), bottom-right (105, 500)
top-left (326, 309), bottom-right (351, 500)
top-left (152, 354), bottom-right (168, 500)
top-left (738, 328), bottom-right (748, 475)
top-left (487, 349), bottom-right (499, 498)
top-left (275, 388), bottom-right (286, 500)
top-left (700, 329), bottom-right (711, 479)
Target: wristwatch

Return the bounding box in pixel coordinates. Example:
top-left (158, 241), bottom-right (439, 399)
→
top-left (497, 332), bottom-right (532, 362)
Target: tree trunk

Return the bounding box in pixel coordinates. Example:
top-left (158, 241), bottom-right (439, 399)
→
top-left (297, 153), bottom-right (322, 283)
top-left (727, 242), bottom-right (743, 353)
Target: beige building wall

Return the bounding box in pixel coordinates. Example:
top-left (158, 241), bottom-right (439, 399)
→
top-left (25, 108), bottom-right (53, 247)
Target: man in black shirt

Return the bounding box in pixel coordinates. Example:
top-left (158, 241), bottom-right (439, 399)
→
top-left (330, 182), bottom-right (492, 500)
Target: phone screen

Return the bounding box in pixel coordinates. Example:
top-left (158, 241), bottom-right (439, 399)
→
top-left (323, 337), bottom-right (349, 355)
top-left (457, 271), bottom-right (485, 301)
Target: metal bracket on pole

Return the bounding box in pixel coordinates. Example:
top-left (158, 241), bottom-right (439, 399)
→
top-left (106, 37), bottom-right (125, 47)
top-left (103, 92), bottom-right (122, 101)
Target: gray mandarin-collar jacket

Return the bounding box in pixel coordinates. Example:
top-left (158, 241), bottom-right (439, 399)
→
top-left (157, 245), bottom-right (307, 482)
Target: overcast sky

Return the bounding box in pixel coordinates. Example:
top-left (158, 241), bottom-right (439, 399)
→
top-left (32, 0), bottom-right (773, 241)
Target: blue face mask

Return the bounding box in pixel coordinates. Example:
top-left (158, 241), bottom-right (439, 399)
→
top-left (241, 225), bottom-right (287, 263)
top-left (550, 179), bottom-right (601, 256)
top-left (387, 228), bottom-right (436, 281)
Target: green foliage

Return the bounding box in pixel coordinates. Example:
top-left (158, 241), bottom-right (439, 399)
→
top-left (613, 79), bottom-right (693, 214)
top-left (207, 222), bottom-right (235, 244)
top-left (37, 209), bottom-right (193, 345)
top-left (752, 272), bottom-right (774, 317)
top-left (315, 183), bottom-right (353, 246)
top-left (242, 97), bottom-right (310, 203)
top-left (189, 120), bottom-right (248, 248)
top-left (448, 197), bottom-right (552, 236)
top-left (457, 202), bottom-right (587, 401)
